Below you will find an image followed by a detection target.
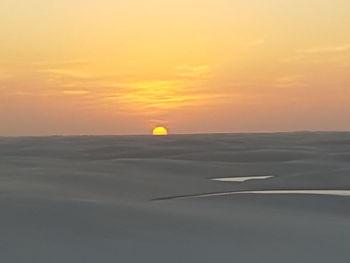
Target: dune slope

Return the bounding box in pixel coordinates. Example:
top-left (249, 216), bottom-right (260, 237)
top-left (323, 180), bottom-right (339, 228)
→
top-left (0, 132), bottom-right (349, 262)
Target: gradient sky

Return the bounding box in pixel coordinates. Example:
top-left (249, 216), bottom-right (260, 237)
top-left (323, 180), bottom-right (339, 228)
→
top-left (1, 0), bottom-right (350, 135)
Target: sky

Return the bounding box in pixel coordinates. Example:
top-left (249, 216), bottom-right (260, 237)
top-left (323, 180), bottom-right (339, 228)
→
top-left (1, 0), bottom-right (350, 135)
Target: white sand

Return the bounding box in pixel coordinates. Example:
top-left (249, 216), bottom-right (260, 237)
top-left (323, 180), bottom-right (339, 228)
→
top-left (162, 190), bottom-right (350, 200)
top-left (0, 132), bottom-right (350, 262)
top-left (212, 176), bottom-right (274, 182)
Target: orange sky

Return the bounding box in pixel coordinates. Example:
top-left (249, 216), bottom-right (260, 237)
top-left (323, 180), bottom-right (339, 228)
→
top-left (1, 0), bottom-right (350, 135)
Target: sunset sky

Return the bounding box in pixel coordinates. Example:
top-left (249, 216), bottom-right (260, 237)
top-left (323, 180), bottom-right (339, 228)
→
top-left (1, 0), bottom-right (350, 135)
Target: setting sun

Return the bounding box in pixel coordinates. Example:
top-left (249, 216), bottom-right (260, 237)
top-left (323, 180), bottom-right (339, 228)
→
top-left (152, 127), bottom-right (168, 136)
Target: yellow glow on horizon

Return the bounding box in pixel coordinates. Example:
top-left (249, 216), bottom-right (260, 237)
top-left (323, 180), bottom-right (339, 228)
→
top-left (115, 80), bottom-right (204, 112)
top-left (152, 127), bottom-right (168, 136)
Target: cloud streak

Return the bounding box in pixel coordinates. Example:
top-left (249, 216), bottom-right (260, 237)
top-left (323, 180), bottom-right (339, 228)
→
top-left (297, 44), bottom-right (350, 54)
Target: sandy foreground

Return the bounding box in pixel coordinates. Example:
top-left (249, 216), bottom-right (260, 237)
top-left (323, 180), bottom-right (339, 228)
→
top-left (0, 132), bottom-right (349, 262)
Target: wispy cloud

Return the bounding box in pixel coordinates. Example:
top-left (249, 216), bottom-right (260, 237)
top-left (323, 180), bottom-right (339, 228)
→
top-left (297, 44), bottom-right (350, 54)
top-left (175, 64), bottom-right (211, 79)
top-left (1, 60), bottom-right (219, 116)
top-left (31, 59), bottom-right (88, 67)
top-left (248, 38), bottom-right (266, 47)
top-left (62, 90), bottom-right (90, 95)
top-left (0, 69), bottom-right (12, 80)
top-left (41, 69), bottom-right (92, 79)
top-left (272, 75), bottom-right (306, 88)
top-left (98, 64), bottom-right (216, 114)
top-left (281, 44), bottom-right (350, 64)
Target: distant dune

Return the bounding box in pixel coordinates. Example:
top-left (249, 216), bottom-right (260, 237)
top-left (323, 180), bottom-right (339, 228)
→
top-left (0, 132), bottom-right (349, 262)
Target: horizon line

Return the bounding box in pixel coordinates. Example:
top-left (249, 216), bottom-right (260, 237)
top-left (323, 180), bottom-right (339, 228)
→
top-left (1, 130), bottom-right (350, 138)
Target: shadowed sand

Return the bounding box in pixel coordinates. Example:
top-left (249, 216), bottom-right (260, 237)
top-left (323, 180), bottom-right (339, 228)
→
top-left (1, 132), bottom-right (350, 262)
top-left (153, 189), bottom-right (350, 201)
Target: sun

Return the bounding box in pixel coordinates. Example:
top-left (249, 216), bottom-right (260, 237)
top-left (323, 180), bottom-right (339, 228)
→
top-left (152, 126), bottom-right (168, 136)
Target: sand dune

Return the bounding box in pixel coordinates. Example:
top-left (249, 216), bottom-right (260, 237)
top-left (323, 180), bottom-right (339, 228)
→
top-left (0, 132), bottom-right (350, 262)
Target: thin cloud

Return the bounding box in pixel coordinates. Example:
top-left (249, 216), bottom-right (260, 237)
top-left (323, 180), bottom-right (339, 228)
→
top-left (281, 44), bottom-right (350, 64)
top-left (41, 69), bottom-right (92, 79)
top-left (0, 69), bottom-right (12, 80)
top-left (62, 90), bottom-right (90, 95)
top-left (297, 44), bottom-right (350, 54)
top-left (31, 59), bottom-right (89, 67)
top-left (273, 75), bottom-right (306, 88)
top-left (175, 64), bottom-right (211, 79)
top-left (248, 38), bottom-right (265, 47)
